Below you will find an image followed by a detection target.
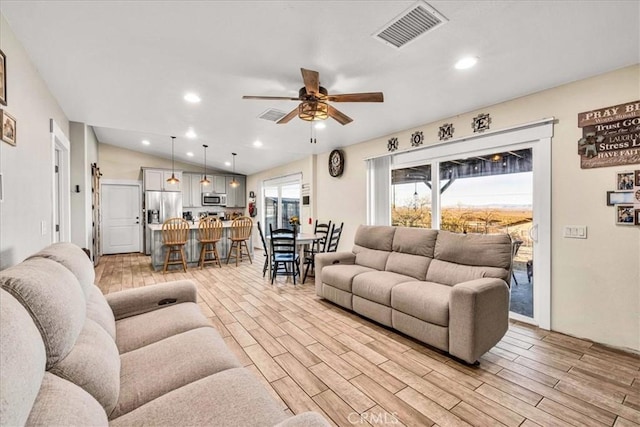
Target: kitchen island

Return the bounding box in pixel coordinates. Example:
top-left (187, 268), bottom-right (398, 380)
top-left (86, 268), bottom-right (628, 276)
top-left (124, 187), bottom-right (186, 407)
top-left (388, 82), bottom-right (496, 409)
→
top-left (147, 221), bottom-right (254, 271)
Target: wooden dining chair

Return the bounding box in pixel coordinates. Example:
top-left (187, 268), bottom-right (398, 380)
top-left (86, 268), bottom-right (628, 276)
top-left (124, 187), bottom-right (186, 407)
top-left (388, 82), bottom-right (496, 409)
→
top-left (256, 221), bottom-right (269, 277)
top-left (324, 222), bottom-right (344, 253)
top-left (269, 224), bottom-right (300, 285)
top-left (198, 217), bottom-right (223, 268)
top-left (303, 220), bottom-right (332, 283)
top-left (162, 217), bottom-right (190, 273)
top-left (226, 216), bottom-right (253, 267)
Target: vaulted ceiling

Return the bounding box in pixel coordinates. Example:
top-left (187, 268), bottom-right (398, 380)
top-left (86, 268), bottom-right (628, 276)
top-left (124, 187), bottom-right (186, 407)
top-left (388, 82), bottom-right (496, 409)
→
top-left (2, 1), bottom-right (638, 174)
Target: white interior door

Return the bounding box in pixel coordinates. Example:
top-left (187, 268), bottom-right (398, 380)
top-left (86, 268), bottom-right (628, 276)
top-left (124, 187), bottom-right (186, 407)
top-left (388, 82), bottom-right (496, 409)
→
top-left (102, 183), bottom-right (141, 254)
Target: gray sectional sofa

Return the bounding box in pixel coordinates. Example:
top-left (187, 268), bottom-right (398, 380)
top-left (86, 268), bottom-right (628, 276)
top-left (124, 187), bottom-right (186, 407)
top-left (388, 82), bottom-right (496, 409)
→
top-left (0, 243), bottom-right (328, 427)
top-left (315, 225), bottom-right (513, 364)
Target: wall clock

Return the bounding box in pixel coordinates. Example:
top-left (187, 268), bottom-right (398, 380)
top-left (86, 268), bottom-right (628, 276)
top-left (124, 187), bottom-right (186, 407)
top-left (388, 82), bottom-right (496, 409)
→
top-left (328, 149), bottom-right (345, 177)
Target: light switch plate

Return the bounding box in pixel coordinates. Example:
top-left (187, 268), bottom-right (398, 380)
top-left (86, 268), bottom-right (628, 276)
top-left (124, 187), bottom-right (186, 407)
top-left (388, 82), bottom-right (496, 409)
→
top-left (563, 225), bottom-right (587, 239)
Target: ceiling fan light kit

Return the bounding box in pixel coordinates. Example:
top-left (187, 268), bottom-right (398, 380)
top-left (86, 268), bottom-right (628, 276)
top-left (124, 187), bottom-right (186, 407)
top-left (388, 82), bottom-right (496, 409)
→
top-left (243, 68), bottom-right (383, 126)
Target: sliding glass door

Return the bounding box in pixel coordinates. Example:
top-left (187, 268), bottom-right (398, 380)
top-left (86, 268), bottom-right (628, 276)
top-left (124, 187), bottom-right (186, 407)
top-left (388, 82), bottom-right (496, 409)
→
top-left (263, 175), bottom-right (301, 233)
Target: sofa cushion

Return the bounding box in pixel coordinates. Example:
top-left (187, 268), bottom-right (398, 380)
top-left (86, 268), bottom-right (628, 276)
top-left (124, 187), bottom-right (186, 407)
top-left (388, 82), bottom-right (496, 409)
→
top-left (391, 281), bottom-right (451, 327)
top-left (352, 271), bottom-right (414, 306)
top-left (354, 225), bottom-right (396, 251)
top-left (392, 227), bottom-right (438, 257)
top-left (434, 231), bottom-right (511, 275)
top-left (322, 264), bottom-right (375, 292)
top-left (25, 373), bottom-right (108, 427)
top-left (353, 247), bottom-right (391, 270)
top-left (115, 302), bottom-right (211, 354)
top-left (0, 257), bottom-right (86, 369)
top-left (426, 259), bottom-right (509, 287)
top-left (87, 285), bottom-right (116, 340)
top-left (28, 242), bottom-right (95, 299)
top-left (110, 368), bottom-right (288, 427)
top-left (112, 326), bottom-right (241, 418)
top-left (0, 290), bottom-right (46, 427)
top-left (49, 319), bottom-right (120, 415)
top-left (385, 252), bottom-right (431, 280)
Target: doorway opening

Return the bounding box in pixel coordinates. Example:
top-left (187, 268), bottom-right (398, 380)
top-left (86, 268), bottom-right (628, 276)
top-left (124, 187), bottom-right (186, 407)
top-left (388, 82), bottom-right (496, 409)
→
top-left (51, 119), bottom-right (70, 243)
top-left (262, 174), bottom-right (302, 233)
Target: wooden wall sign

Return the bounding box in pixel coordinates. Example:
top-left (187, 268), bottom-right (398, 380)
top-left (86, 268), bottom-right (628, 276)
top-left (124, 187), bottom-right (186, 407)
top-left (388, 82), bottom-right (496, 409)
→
top-left (577, 100), bottom-right (640, 169)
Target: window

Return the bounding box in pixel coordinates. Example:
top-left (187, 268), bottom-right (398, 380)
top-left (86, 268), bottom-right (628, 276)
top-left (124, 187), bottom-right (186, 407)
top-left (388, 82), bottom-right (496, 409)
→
top-left (262, 174), bottom-right (302, 232)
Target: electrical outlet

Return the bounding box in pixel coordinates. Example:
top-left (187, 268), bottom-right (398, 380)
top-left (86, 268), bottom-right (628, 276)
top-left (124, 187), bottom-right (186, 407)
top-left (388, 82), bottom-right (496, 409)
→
top-left (563, 225), bottom-right (587, 239)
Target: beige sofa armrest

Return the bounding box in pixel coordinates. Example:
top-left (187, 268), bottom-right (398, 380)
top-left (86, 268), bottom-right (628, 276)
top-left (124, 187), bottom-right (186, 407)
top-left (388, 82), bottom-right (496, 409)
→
top-left (448, 278), bottom-right (510, 364)
top-left (273, 412), bottom-right (331, 427)
top-left (105, 280), bottom-right (198, 320)
top-left (314, 252), bottom-right (356, 295)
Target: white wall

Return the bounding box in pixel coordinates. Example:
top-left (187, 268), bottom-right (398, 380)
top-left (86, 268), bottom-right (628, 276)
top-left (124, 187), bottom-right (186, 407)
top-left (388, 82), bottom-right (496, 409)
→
top-left (251, 65), bottom-right (640, 352)
top-left (0, 14), bottom-right (69, 268)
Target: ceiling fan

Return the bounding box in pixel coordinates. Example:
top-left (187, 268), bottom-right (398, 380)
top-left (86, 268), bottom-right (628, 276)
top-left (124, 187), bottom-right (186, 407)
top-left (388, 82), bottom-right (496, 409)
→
top-left (242, 68), bottom-right (384, 125)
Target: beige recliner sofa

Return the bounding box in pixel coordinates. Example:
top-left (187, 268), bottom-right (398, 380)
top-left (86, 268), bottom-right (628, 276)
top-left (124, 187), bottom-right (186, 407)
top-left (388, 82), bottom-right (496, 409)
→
top-left (0, 243), bottom-right (328, 427)
top-left (315, 225), bottom-right (512, 364)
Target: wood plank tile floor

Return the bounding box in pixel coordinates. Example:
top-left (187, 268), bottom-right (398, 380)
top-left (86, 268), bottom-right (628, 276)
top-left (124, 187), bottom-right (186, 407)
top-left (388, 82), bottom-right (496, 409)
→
top-left (96, 253), bottom-right (640, 427)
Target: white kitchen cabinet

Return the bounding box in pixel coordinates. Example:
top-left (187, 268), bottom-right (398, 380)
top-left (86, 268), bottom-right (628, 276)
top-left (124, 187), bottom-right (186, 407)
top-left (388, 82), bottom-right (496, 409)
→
top-left (144, 169), bottom-right (183, 192)
top-left (200, 174), bottom-right (225, 194)
top-left (182, 174), bottom-right (192, 207)
top-left (190, 174), bottom-right (202, 207)
top-left (225, 175), bottom-right (246, 208)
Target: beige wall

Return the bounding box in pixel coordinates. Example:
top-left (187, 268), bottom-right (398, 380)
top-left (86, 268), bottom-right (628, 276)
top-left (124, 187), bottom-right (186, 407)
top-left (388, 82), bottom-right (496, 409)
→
top-left (250, 65), bottom-right (640, 352)
top-left (0, 15), bottom-right (69, 268)
top-left (98, 143), bottom-right (224, 181)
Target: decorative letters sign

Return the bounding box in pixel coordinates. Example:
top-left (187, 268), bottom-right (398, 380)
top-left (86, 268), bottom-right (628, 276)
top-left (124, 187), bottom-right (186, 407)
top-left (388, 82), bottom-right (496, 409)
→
top-left (439, 123), bottom-right (454, 141)
top-left (577, 100), bottom-right (640, 169)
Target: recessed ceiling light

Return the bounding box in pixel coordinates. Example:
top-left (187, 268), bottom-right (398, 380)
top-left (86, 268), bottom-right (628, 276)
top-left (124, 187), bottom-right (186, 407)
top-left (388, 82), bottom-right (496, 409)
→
top-left (186, 152), bottom-right (194, 157)
top-left (184, 93), bottom-right (201, 103)
top-left (253, 140), bottom-right (263, 147)
top-left (314, 122), bottom-right (326, 130)
top-left (185, 129), bottom-right (197, 139)
top-left (141, 139), bottom-right (150, 145)
top-left (455, 56), bottom-right (478, 70)
top-left (224, 161), bottom-right (231, 167)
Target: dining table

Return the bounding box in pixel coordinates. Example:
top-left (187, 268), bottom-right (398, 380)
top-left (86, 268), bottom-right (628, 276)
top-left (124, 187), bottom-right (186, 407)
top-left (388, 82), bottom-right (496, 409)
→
top-left (265, 232), bottom-right (322, 283)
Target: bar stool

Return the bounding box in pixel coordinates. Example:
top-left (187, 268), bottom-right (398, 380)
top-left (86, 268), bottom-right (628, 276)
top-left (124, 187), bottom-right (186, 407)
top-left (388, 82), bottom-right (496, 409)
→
top-left (198, 217), bottom-right (223, 268)
top-left (226, 216), bottom-right (253, 267)
top-left (162, 217), bottom-right (189, 273)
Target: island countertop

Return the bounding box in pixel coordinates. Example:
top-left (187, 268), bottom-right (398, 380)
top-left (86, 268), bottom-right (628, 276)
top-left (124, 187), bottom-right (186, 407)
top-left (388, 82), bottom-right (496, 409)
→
top-left (146, 220), bottom-right (236, 231)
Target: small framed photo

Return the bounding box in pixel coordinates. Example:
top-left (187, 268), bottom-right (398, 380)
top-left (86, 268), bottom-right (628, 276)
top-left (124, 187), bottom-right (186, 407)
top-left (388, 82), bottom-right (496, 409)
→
top-left (1, 110), bottom-right (16, 146)
top-left (616, 171), bottom-right (635, 190)
top-left (607, 191), bottom-right (634, 206)
top-left (636, 170), bottom-right (640, 188)
top-left (0, 49), bottom-right (5, 106)
top-left (636, 209), bottom-right (640, 226)
top-left (616, 204), bottom-right (635, 225)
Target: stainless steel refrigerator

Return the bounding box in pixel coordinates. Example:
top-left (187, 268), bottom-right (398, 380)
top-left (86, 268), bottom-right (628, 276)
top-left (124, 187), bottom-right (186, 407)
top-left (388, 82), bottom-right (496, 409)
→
top-left (144, 191), bottom-right (183, 254)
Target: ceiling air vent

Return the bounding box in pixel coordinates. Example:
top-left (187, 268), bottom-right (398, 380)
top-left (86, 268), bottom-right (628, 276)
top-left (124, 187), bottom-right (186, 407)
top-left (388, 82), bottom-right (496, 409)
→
top-left (373, 1), bottom-right (448, 49)
top-left (258, 108), bottom-right (288, 122)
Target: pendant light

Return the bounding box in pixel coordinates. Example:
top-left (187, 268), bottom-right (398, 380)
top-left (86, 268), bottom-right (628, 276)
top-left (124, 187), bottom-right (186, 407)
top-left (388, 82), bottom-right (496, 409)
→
top-left (200, 144), bottom-right (210, 185)
top-left (229, 152), bottom-right (239, 188)
top-left (167, 136), bottom-right (180, 184)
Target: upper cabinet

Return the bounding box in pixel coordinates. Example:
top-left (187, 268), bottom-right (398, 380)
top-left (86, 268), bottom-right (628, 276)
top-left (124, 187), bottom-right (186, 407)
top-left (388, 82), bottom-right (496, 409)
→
top-left (225, 175), bottom-right (246, 207)
top-left (182, 173), bottom-right (204, 207)
top-left (200, 175), bottom-right (226, 194)
top-left (143, 169), bottom-right (182, 192)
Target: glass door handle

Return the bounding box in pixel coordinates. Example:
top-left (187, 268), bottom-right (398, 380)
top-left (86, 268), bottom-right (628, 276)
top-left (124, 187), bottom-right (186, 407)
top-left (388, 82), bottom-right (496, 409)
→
top-left (529, 224), bottom-right (539, 243)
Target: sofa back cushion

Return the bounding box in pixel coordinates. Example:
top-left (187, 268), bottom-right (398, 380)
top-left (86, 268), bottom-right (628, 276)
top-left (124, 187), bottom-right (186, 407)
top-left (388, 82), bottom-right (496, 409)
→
top-left (353, 225), bottom-right (395, 270)
top-left (87, 285), bottom-right (117, 340)
top-left (49, 319), bottom-right (121, 415)
top-left (427, 231), bottom-right (511, 285)
top-left (0, 289), bottom-right (47, 426)
top-left (29, 242), bottom-right (95, 299)
top-left (0, 257), bottom-right (87, 369)
top-left (384, 228), bottom-right (438, 280)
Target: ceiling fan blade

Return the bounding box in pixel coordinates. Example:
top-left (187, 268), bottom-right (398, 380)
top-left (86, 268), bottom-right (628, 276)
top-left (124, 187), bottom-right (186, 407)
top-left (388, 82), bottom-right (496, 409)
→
top-left (327, 92), bottom-right (384, 103)
top-left (327, 105), bottom-right (353, 125)
top-left (276, 107), bottom-right (299, 124)
top-left (242, 95), bottom-right (301, 101)
top-left (301, 68), bottom-right (320, 95)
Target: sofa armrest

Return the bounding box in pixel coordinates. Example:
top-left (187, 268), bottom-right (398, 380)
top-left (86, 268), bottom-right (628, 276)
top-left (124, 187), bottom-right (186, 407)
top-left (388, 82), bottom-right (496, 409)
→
top-left (273, 412), bottom-right (331, 427)
top-left (314, 252), bottom-right (356, 296)
top-left (105, 280), bottom-right (198, 320)
top-left (449, 278), bottom-right (510, 364)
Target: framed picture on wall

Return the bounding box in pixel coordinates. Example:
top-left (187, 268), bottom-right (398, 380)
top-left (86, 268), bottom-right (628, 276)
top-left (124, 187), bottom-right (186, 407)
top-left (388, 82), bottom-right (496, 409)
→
top-left (636, 209), bottom-right (640, 226)
top-left (616, 204), bottom-right (635, 225)
top-left (0, 49), bottom-right (5, 106)
top-left (616, 171), bottom-right (635, 190)
top-left (606, 191), bottom-right (634, 206)
top-left (1, 110), bottom-right (16, 146)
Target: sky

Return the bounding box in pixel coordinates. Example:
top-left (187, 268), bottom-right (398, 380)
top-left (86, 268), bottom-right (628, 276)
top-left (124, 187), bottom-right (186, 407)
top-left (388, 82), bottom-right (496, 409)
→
top-left (394, 172), bottom-right (533, 208)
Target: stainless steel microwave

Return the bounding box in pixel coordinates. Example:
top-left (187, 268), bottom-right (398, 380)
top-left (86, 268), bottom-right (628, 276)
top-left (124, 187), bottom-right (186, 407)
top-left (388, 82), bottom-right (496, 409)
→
top-left (202, 193), bottom-right (227, 206)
